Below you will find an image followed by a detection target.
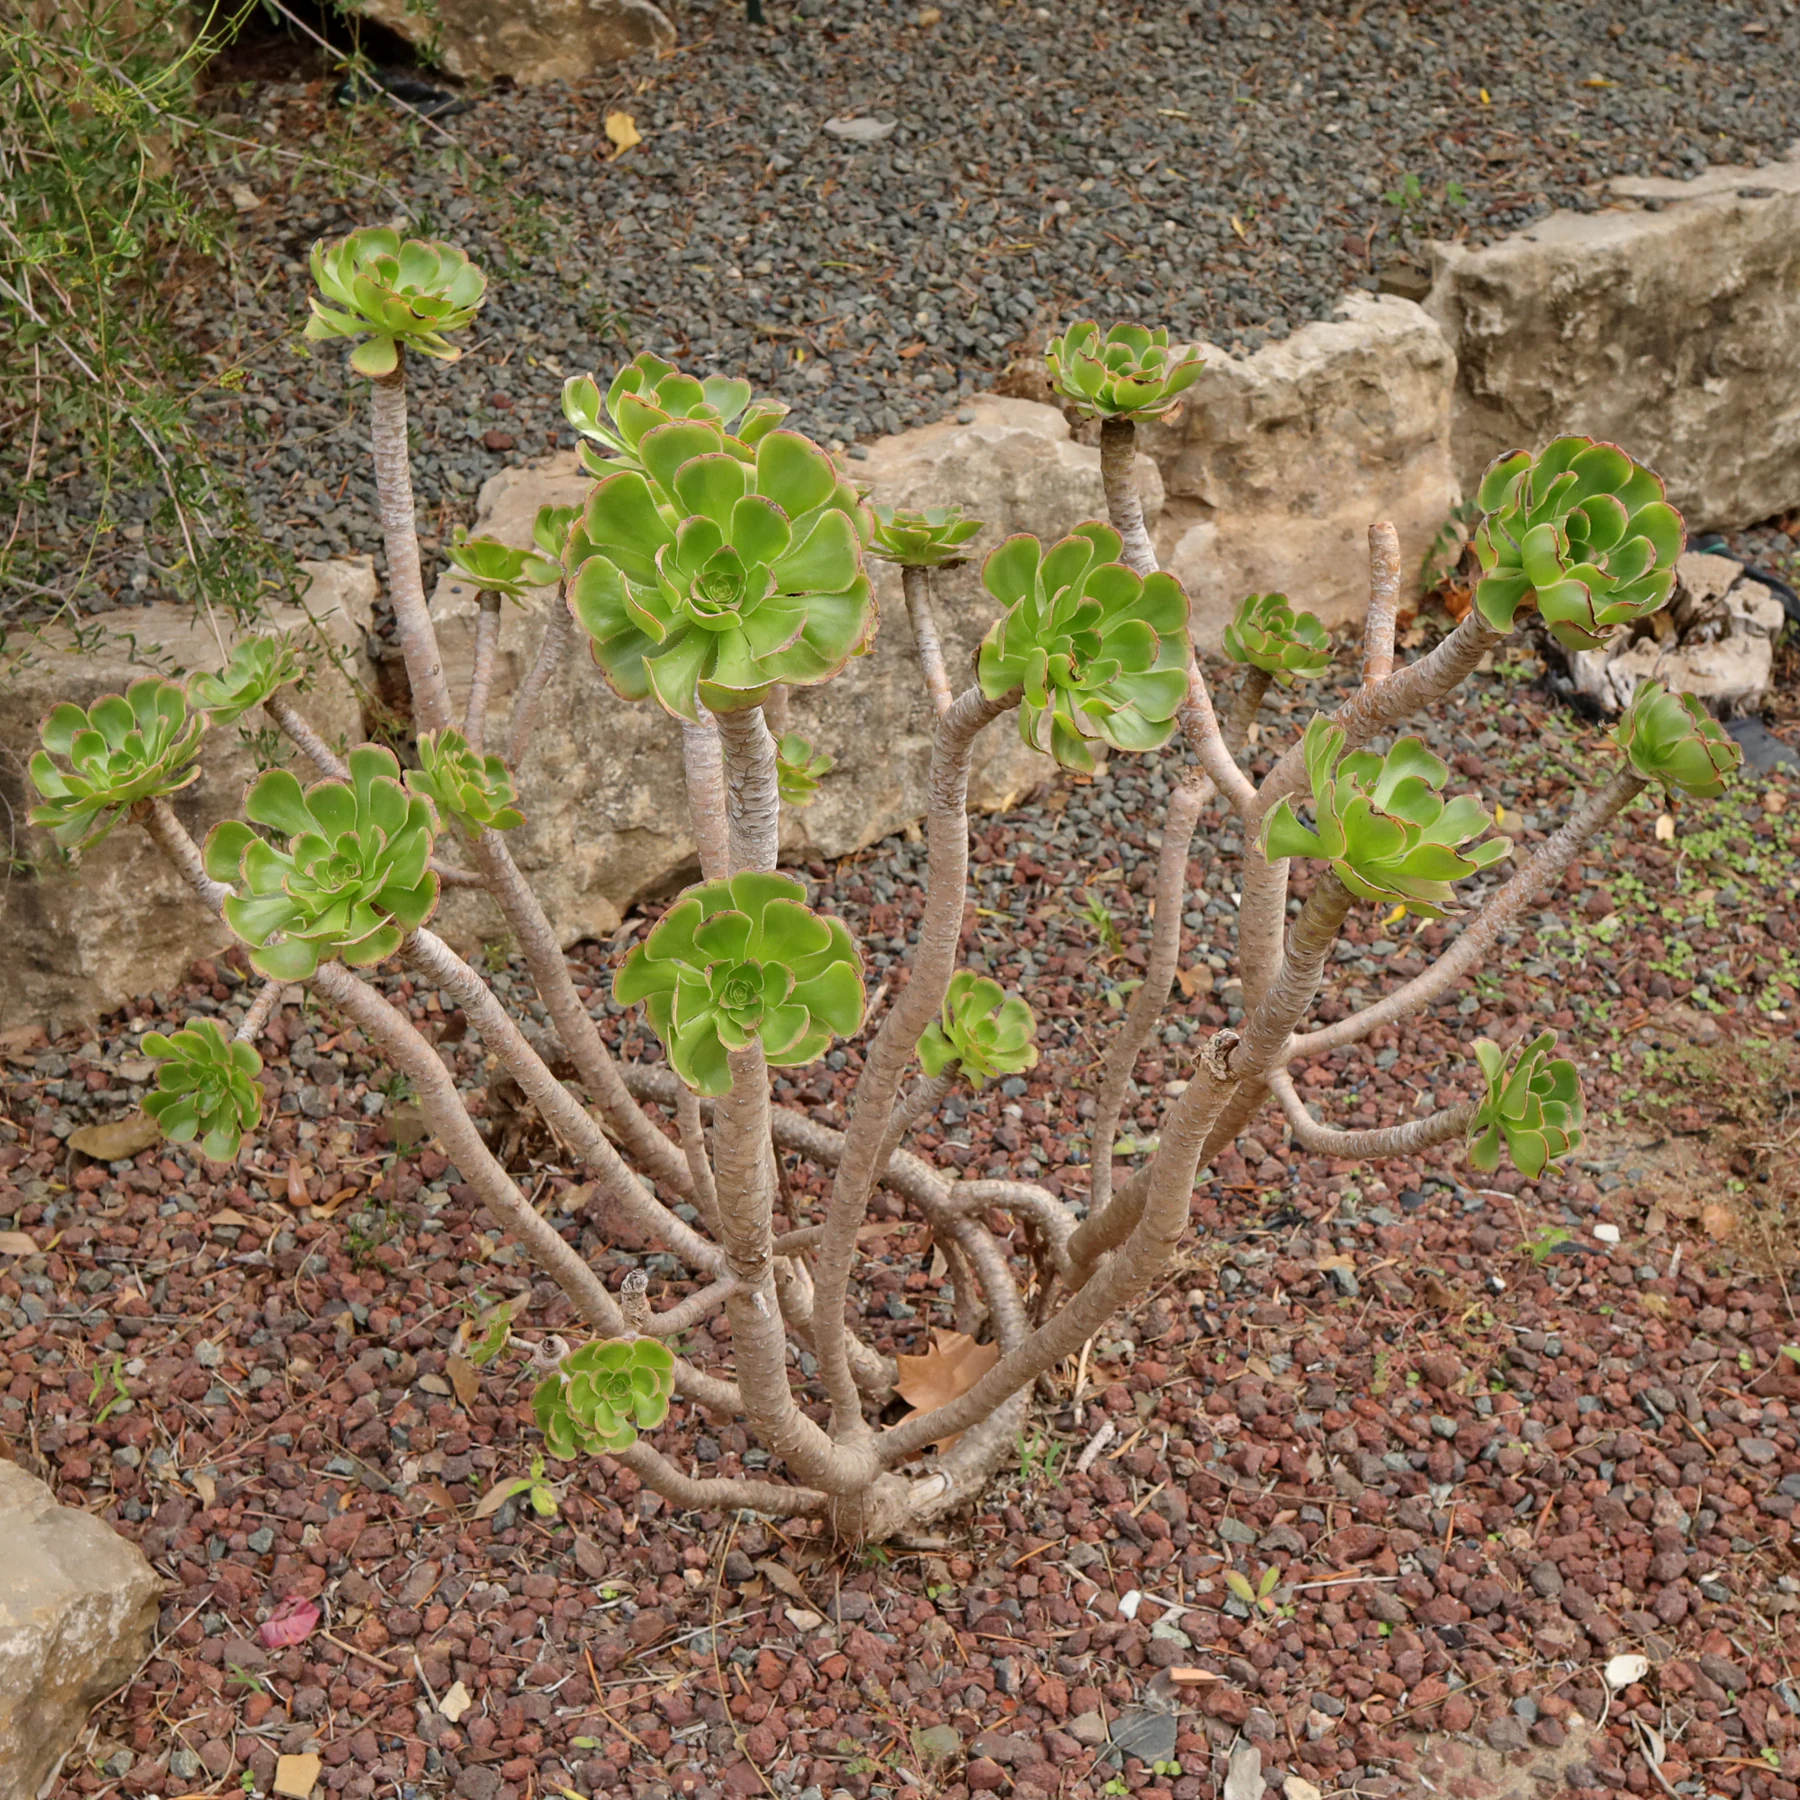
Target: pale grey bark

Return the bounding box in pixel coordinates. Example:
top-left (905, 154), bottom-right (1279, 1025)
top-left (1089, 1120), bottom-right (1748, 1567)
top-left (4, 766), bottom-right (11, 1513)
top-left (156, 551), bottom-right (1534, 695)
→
top-left (1269, 1067), bottom-right (1475, 1159)
top-left (873, 1070), bottom-right (953, 1183)
top-left (680, 713), bottom-right (731, 881)
top-left (1223, 666), bottom-right (1272, 753)
top-left (1180, 661), bottom-right (1258, 816)
top-left (1099, 416), bottom-right (1157, 577)
top-left (1362, 521), bottom-right (1402, 686)
top-left (506, 599), bottom-right (574, 768)
top-left (673, 1084), bottom-right (721, 1234)
top-left (234, 979), bottom-right (284, 1046)
top-left (902, 565), bottom-right (955, 717)
top-left (266, 692), bottom-right (349, 780)
top-left (713, 704), bottom-right (780, 873)
top-left (464, 592), bottom-right (502, 752)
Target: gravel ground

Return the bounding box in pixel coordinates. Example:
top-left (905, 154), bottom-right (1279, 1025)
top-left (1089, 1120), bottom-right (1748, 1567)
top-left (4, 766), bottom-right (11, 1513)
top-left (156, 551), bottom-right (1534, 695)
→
top-left (6, 658), bottom-right (1800, 1800)
top-left (121, 0), bottom-right (1800, 589)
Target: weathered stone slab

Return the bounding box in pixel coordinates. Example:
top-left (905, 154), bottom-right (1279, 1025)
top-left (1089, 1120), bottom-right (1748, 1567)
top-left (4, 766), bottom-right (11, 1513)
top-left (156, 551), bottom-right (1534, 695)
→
top-left (0, 561), bottom-right (375, 1031)
top-left (1426, 150), bottom-right (1800, 529)
top-left (0, 1459), bottom-right (162, 1800)
top-left (352, 0), bottom-right (673, 84)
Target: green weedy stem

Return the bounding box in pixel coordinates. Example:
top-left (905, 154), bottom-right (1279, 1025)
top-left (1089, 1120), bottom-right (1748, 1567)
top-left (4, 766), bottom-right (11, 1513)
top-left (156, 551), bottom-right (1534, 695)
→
top-left (901, 565), bottom-right (955, 718)
top-left (812, 685), bottom-right (1014, 1436)
top-left (506, 600), bottom-right (575, 769)
top-left (1099, 416), bottom-right (1157, 578)
top-left (1283, 765), bottom-right (1650, 1064)
top-left (465, 593), bottom-right (502, 752)
top-left (1269, 1067), bottom-right (1475, 1158)
top-left (712, 705), bottom-right (781, 874)
top-left (370, 358), bottom-right (454, 735)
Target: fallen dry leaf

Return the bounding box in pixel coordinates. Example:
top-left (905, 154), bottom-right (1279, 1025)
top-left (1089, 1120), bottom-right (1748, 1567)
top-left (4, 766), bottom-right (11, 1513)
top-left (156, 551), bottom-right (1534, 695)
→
top-left (605, 111), bottom-right (642, 154)
top-left (439, 1679), bottom-right (473, 1722)
top-left (895, 1328), bottom-right (1000, 1450)
top-left (1700, 1201), bottom-right (1738, 1240)
top-left (785, 1605), bottom-right (824, 1631)
top-left (209, 1207), bottom-right (260, 1230)
top-left (573, 1534), bottom-right (611, 1583)
top-left (473, 1476), bottom-right (526, 1520)
top-left (1225, 1742), bottom-right (1265, 1800)
top-left (189, 1469), bottom-right (217, 1505)
top-left (447, 1349), bottom-right (480, 1408)
top-left (285, 1160), bottom-right (311, 1207)
top-left (68, 1112), bottom-right (161, 1161)
top-left (0, 1230), bottom-right (38, 1257)
top-left (1655, 812), bottom-right (1676, 842)
top-left (1167, 1667), bottom-right (1225, 1685)
top-left (257, 1595), bottom-right (321, 1650)
top-left (273, 1753), bottom-right (322, 1799)
top-left (754, 1558), bottom-right (808, 1601)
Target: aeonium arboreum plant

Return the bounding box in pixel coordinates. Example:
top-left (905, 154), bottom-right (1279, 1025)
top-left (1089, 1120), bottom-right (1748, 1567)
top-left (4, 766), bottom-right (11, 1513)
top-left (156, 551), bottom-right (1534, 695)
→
top-left (445, 528), bottom-right (563, 600)
top-left (187, 635), bottom-right (302, 724)
top-left (141, 1018), bottom-right (265, 1162)
top-left (775, 732), bottom-right (834, 805)
top-left (1468, 1031), bottom-right (1584, 1179)
top-left (204, 744), bottom-right (439, 979)
top-left (1047, 319), bottom-right (1205, 417)
top-left (1614, 680), bottom-right (1744, 798)
top-left (1471, 436), bottom-right (1683, 652)
top-left (918, 971), bottom-right (1038, 1087)
top-left (406, 728), bottom-right (525, 837)
top-left (1222, 592), bottom-right (1333, 686)
top-left (562, 351), bottom-right (789, 476)
top-left (534, 1338), bottom-right (677, 1458)
top-left (614, 871), bottom-right (864, 1095)
top-left (304, 227), bottom-right (487, 377)
top-left (29, 678), bottom-right (206, 849)
top-left (568, 423), bottom-right (876, 720)
top-left (1263, 717), bottom-right (1511, 918)
top-left (870, 504), bottom-right (983, 568)
top-left (977, 522), bottom-right (1190, 770)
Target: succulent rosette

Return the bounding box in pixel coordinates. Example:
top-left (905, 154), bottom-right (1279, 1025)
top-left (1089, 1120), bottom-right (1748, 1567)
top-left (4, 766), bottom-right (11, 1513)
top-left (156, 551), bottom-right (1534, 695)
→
top-left (188, 635), bottom-right (303, 724)
top-left (918, 971), bottom-right (1038, 1088)
top-left (567, 425), bottom-right (877, 722)
top-left (1221, 592), bottom-right (1333, 686)
top-left (1263, 717), bottom-right (1511, 919)
top-left (141, 1018), bottom-right (264, 1162)
top-left (204, 744), bottom-right (439, 980)
top-left (406, 729), bottom-right (524, 837)
top-left (1047, 319), bottom-right (1204, 418)
top-left (1614, 681), bottom-right (1742, 798)
top-left (29, 678), bottom-right (207, 850)
top-left (869, 504), bottom-right (983, 568)
top-left (562, 352), bottom-right (789, 477)
top-left (1468, 1031), bottom-right (1584, 1179)
top-left (534, 1338), bottom-right (676, 1459)
top-left (614, 871), bottom-right (864, 1095)
top-left (775, 732), bottom-right (834, 805)
top-left (975, 522), bottom-right (1190, 772)
top-left (1472, 437), bottom-right (1684, 652)
top-left (533, 502), bottom-right (582, 568)
top-left (303, 227), bottom-right (486, 377)
top-left (445, 529), bottom-right (562, 600)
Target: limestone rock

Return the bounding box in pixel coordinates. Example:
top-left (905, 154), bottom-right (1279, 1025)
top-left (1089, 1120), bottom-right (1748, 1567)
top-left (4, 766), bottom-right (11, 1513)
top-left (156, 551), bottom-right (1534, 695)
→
top-left (427, 397), bottom-right (1149, 949)
top-left (0, 561), bottom-right (376, 1031)
top-left (351, 0), bottom-right (673, 84)
top-left (1138, 293), bottom-right (1460, 645)
top-left (0, 1459), bottom-right (162, 1800)
top-left (1426, 151), bottom-right (1800, 530)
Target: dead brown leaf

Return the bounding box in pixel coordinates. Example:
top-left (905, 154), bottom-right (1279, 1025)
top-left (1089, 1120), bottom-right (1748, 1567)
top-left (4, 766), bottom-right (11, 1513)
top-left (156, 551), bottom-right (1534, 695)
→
top-left (446, 1350), bottom-right (480, 1409)
top-left (67, 1112), bottom-right (161, 1160)
top-left (1700, 1201), bottom-right (1738, 1240)
top-left (0, 1230), bottom-right (38, 1257)
top-left (895, 1328), bottom-right (1000, 1450)
top-left (754, 1558), bottom-right (808, 1601)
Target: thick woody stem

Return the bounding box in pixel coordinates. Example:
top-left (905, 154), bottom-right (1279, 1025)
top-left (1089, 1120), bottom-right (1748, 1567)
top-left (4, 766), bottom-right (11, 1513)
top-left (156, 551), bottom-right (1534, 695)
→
top-left (234, 979), bottom-right (283, 1046)
top-left (507, 598), bottom-right (574, 769)
top-left (369, 360), bottom-right (453, 735)
top-left (674, 1084), bottom-right (721, 1235)
top-left (465, 830), bottom-right (693, 1197)
top-left (811, 687), bottom-right (1013, 1435)
top-left (902, 565), bottom-right (955, 717)
top-left (404, 927), bottom-right (722, 1274)
top-left (1087, 775), bottom-right (1206, 1217)
top-left (1180, 662), bottom-right (1258, 816)
top-left (144, 798), bottom-right (229, 908)
top-left (713, 704), bottom-right (780, 874)
top-left (873, 1070), bottom-right (953, 1183)
top-left (1269, 1067), bottom-right (1474, 1158)
top-left (266, 692), bottom-right (348, 780)
top-left (1223, 666), bottom-right (1273, 753)
top-left (1099, 416), bottom-right (1156, 577)
top-left (1227, 873), bottom-right (1354, 1078)
top-left (762, 683), bottom-right (791, 736)
top-left (614, 1440), bottom-right (828, 1518)
top-left (465, 592), bottom-right (502, 752)
top-left (1362, 521), bottom-right (1402, 686)
top-left (1238, 844), bottom-right (1289, 1015)
top-left (681, 714), bottom-right (731, 881)
top-left (1283, 767), bottom-right (1649, 1063)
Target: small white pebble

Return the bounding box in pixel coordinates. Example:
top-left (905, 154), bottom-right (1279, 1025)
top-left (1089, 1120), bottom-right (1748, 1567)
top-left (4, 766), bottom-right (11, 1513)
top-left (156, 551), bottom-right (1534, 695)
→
top-left (1594, 1223), bottom-right (1621, 1245)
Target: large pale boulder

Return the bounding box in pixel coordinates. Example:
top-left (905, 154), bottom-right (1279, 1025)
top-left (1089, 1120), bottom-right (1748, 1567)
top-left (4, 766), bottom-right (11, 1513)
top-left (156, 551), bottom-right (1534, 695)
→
top-left (349, 0), bottom-right (673, 83)
top-left (0, 1459), bottom-right (162, 1800)
top-left (428, 397), bottom-right (1159, 949)
top-left (0, 561), bottom-right (376, 1031)
top-left (1426, 151), bottom-right (1800, 529)
top-left (1137, 293), bottom-right (1460, 645)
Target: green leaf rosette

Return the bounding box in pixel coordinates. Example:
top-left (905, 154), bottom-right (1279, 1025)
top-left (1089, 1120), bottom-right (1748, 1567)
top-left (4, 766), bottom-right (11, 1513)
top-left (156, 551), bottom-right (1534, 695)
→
top-left (614, 871), bottom-right (864, 1096)
top-left (406, 728), bottom-right (524, 838)
top-left (304, 227), bottom-right (487, 378)
top-left (1468, 1031), bottom-right (1584, 1179)
top-left (568, 425), bottom-right (877, 722)
top-left (533, 1338), bottom-right (676, 1459)
top-left (1047, 319), bottom-right (1204, 418)
top-left (188, 635), bottom-right (303, 725)
top-left (1614, 681), bottom-right (1742, 798)
top-left (1262, 717), bottom-right (1511, 919)
top-left (445, 528), bottom-right (563, 600)
top-left (562, 352), bottom-right (789, 477)
top-left (869, 504), bottom-right (983, 569)
top-left (203, 744), bottom-right (439, 980)
top-left (975, 522), bottom-right (1191, 772)
top-left (1472, 437), bottom-right (1684, 652)
top-left (29, 678), bottom-right (206, 850)
top-left (775, 732), bottom-right (834, 806)
top-left (918, 971), bottom-right (1038, 1088)
top-left (1221, 592), bottom-right (1333, 687)
top-left (141, 1018), bottom-right (264, 1162)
